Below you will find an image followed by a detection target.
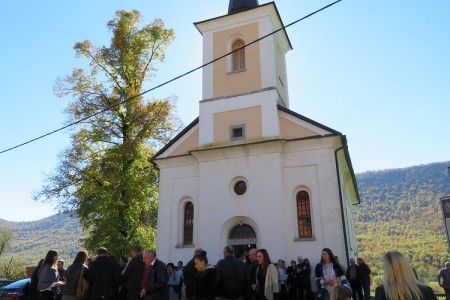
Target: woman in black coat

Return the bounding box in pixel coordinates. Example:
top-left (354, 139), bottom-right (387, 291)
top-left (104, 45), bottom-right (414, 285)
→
top-left (26, 259), bottom-right (44, 300)
top-left (194, 251), bottom-right (217, 300)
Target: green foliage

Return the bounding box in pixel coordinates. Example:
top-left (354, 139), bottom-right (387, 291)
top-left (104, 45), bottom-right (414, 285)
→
top-left (354, 161), bottom-right (450, 284)
top-left (0, 256), bottom-right (27, 280)
top-left (0, 229), bottom-right (13, 257)
top-left (34, 10), bottom-right (179, 259)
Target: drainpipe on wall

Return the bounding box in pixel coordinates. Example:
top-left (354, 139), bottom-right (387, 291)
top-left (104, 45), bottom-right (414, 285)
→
top-left (334, 139), bottom-right (350, 265)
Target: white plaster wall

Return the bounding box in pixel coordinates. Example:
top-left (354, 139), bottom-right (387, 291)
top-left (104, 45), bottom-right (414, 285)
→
top-left (258, 17), bottom-right (276, 90)
top-left (199, 89), bottom-right (280, 145)
top-left (156, 137), bottom-right (353, 268)
top-left (156, 162), bottom-right (199, 263)
top-left (193, 150), bottom-right (285, 263)
top-left (201, 31), bottom-right (214, 100)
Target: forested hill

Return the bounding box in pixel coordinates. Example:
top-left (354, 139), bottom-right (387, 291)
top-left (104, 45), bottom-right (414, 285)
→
top-left (354, 161), bottom-right (450, 283)
top-left (0, 213), bottom-right (85, 264)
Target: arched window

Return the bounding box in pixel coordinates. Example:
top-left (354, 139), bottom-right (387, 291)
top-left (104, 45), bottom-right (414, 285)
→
top-left (231, 39), bottom-right (245, 72)
top-left (183, 202), bottom-right (194, 244)
top-left (296, 191), bottom-right (312, 238)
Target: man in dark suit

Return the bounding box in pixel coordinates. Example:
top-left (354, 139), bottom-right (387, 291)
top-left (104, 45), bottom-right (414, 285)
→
top-left (140, 250), bottom-right (168, 300)
top-left (216, 245), bottom-right (246, 300)
top-left (244, 249), bottom-right (258, 300)
top-left (85, 247), bottom-right (121, 300)
top-left (122, 246), bottom-right (146, 300)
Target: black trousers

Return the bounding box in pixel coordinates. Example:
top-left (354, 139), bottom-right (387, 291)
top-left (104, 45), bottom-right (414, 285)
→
top-left (298, 281), bottom-right (314, 300)
top-left (39, 291), bottom-right (54, 300)
top-left (349, 280), bottom-right (363, 300)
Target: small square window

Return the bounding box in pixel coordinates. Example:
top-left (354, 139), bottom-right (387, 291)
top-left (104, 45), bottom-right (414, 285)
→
top-left (230, 124), bottom-right (245, 141)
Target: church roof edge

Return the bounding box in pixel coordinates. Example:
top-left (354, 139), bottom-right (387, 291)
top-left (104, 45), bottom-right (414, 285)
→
top-left (340, 135), bottom-right (361, 205)
top-left (277, 105), bottom-right (341, 135)
top-left (151, 117), bottom-right (199, 166)
top-left (194, 2), bottom-right (293, 50)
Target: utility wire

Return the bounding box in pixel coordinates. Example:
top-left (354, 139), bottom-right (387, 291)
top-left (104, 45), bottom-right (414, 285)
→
top-left (0, 0), bottom-right (341, 155)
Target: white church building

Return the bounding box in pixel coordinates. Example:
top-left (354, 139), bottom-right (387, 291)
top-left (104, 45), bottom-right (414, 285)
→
top-left (152, 0), bottom-right (360, 266)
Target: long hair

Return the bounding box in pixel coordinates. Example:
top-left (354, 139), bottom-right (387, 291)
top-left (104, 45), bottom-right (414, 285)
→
top-left (256, 249), bottom-right (271, 271)
top-left (43, 250), bottom-right (58, 268)
top-left (321, 248), bottom-right (338, 265)
top-left (73, 251), bottom-right (88, 264)
top-left (304, 258), bottom-right (310, 266)
top-left (382, 251), bottom-right (422, 300)
top-left (37, 258), bottom-right (45, 269)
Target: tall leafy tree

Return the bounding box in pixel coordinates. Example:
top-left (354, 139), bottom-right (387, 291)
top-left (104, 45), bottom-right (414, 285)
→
top-left (0, 229), bottom-right (13, 257)
top-left (35, 10), bottom-right (178, 257)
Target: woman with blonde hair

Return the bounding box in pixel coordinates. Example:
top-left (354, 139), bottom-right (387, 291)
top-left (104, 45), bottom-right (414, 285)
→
top-left (331, 285), bottom-right (352, 300)
top-left (374, 251), bottom-right (436, 300)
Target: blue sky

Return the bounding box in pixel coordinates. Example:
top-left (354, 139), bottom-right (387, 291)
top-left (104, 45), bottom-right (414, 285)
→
top-left (1, 0), bottom-right (449, 222)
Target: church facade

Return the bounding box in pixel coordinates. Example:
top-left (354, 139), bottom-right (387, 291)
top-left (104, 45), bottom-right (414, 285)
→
top-left (152, 0), bottom-right (360, 266)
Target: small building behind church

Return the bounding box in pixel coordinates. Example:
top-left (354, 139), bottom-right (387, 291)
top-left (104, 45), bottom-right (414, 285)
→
top-left (152, 0), bottom-right (360, 266)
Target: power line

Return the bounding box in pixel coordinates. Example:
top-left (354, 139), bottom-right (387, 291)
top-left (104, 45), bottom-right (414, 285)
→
top-left (0, 0), bottom-right (342, 155)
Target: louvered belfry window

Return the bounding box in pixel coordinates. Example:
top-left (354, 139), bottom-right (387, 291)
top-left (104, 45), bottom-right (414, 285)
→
top-left (183, 202), bottom-right (194, 244)
top-left (296, 191), bottom-right (312, 238)
top-left (231, 39), bottom-right (245, 72)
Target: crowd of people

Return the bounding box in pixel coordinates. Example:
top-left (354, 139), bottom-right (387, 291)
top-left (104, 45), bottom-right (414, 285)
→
top-left (23, 246), bottom-right (440, 300)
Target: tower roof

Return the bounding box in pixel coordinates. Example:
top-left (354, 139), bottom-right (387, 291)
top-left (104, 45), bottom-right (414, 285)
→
top-left (228, 0), bottom-right (259, 14)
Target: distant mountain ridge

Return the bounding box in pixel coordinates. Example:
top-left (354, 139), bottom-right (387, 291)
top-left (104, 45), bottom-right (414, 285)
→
top-left (1, 161), bottom-right (450, 280)
top-left (0, 213), bottom-right (85, 264)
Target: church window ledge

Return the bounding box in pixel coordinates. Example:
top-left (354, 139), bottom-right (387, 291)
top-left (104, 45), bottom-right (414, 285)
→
top-left (293, 237), bottom-right (316, 242)
top-left (175, 244), bottom-right (195, 248)
top-left (227, 68), bottom-right (246, 75)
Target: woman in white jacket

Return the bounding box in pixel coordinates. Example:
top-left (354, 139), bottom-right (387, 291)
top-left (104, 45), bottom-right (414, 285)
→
top-left (252, 249), bottom-right (279, 300)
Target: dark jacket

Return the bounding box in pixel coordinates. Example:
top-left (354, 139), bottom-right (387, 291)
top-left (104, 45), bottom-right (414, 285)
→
top-left (216, 255), bottom-right (246, 298)
top-left (122, 252), bottom-right (146, 300)
top-left (357, 262), bottom-right (371, 281)
top-left (63, 263), bottom-right (88, 295)
top-left (286, 266), bottom-right (296, 287)
top-left (85, 256), bottom-right (121, 300)
top-left (28, 267), bottom-right (41, 300)
top-left (143, 259), bottom-right (168, 300)
top-left (195, 266), bottom-right (217, 300)
top-left (182, 258), bottom-right (198, 299)
top-left (245, 260), bottom-right (259, 300)
top-left (345, 264), bottom-right (360, 282)
top-left (374, 284), bottom-right (437, 300)
top-left (296, 262), bottom-right (311, 283)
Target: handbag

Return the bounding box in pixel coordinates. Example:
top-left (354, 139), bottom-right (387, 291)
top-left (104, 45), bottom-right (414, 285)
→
top-left (314, 287), bottom-right (329, 300)
top-left (76, 267), bottom-right (90, 300)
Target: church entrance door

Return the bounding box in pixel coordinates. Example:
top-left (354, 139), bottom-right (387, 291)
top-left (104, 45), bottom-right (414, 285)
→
top-left (228, 223), bottom-right (257, 259)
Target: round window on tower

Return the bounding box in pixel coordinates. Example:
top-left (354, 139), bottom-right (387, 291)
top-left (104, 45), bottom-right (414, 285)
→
top-left (233, 180), bottom-right (247, 195)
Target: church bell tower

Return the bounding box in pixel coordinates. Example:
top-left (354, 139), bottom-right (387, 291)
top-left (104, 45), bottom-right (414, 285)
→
top-left (194, 1), bottom-right (292, 147)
